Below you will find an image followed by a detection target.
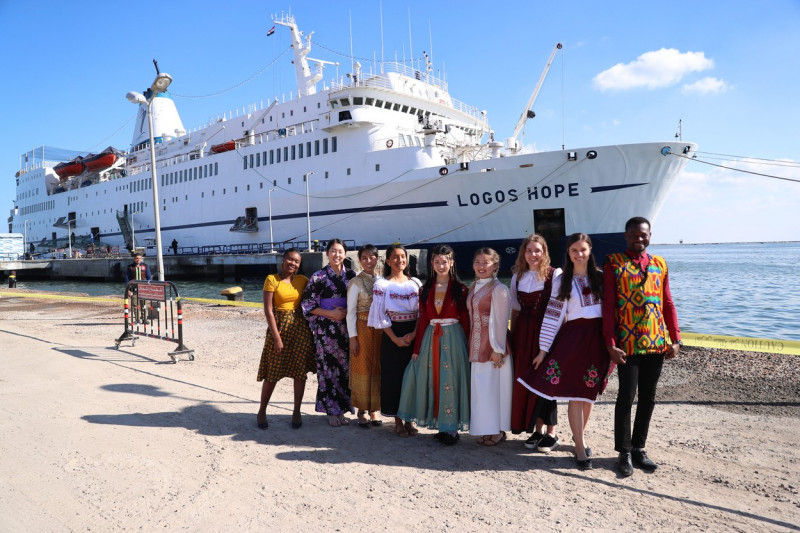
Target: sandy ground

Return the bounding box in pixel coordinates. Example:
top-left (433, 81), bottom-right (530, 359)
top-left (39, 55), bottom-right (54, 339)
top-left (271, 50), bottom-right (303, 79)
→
top-left (0, 289), bottom-right (798, 532)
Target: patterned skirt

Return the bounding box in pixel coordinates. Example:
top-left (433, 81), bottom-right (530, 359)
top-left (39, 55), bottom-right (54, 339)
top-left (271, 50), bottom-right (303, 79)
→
top-left (257, 308), bottom-right (315, 382)
top-left (350, 314), bottom-right (382, 412)
top-left (397, 322), bottom-right (470, 432)
top-left (517, 318), bottom-right (611, 404)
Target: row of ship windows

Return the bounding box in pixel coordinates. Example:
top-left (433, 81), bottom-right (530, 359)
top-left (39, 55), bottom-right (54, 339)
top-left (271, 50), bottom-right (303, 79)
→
top-left (243, 136), bottom-right (338, 170)
top-left (16, 199), bottom-right (54, 216)
top-left (17, 187), bottom-right (40, 201)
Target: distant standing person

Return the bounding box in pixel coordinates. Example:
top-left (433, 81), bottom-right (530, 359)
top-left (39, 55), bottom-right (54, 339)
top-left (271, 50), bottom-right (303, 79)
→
top-left (302, 239), bottom-right (357, 427)
top-left (468, 247), bottom-right (512, 447)
top-left (8, 271), bottom-right (17, 288)
top-left (256, 248), bottom-right (316, 430)
top-left (368, 244), bottom-right (421, 438)
top-left (510, 234), bottom-right (562, 452)
top-left (125, 253), bottom-right (152, 283)
top-left (171, 239), bottom-right (178, 255)
top-left (346, 244), bottom-right (383, 428)
top-left (603, 216), bottom-right (681, 477)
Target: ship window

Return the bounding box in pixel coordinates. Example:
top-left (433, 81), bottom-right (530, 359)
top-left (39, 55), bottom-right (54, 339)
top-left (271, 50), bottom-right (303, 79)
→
top-left (393, 103), bottom-right (401, 111)
top-left (290, 110), bottom-right (294, 116)
top-left (212, 190), bottom-right (215, 196)
top-left (384, 101), bottom-right (392, 109)
top-left (315, 140), bottom-right (320, 155)
top-left (375, 164), bottom-right (380, 171)
top-left (244, 157), bottom-right (248, 170)
top-left (365, 97), bottom-right (374, 105)
top-left (223, 188), bottom-right (226, 194)
top-left (283, 147), bottom-right (288, 161)
top-left (409, 107), bottom-right (416, 114)
top-left (353, 97), bottom-right (363, 105)
top-left (401, 105), bottom-right (409, 113)
top-left (215, 162), bottom-right (218, 175)
top-left (270, 150), bottom-right (274, 164)
top-left (317, 102), bottom-right (321, 108)
top-left (262, 151), bottom-right (266, 165)
top-left (339, 110), bottom-right (352, 121)
top-left (202, 192), bottom-right (205, 198)
top-left (323, 138), bottom-right (329, 154)
top-left (332, 136), bottom-right (337, 152)
top-left (249, 154), bottom-right (254, 168)
top-left (347, 168), bottom-right (351, 176)
top-left (291, 145), bottom-right (296, 160)
top-left (375, 100), bottom-right (383, 107)
top-left (273, 180), bottom-right (277, 186)
top-left (298, 144), bottom-right (303, 158)
top-left (256, 153), bottom-right (261, 167)
top-left (248, 184), bottom-right (251, 191)
top-left (288, 177), bottom-right (292, 185)
top-left (194, 167), bottom-right (198, 180)
top-left (277, 149), bottom-right (281, 163)
top-left (330, 101), bottom-right (339, 109)
top-left (235, 187), bottom-right (238, 193)
top-left (306, 142), bottom-right (311, 157)
top-left (341, 98), bottom-right (350, 106)
top-left (325, 171), bottom-right (329, 179)
top-left (282, 112), bottom-right (285, 118)
top-left (303, 106), bottom-right (306, 112)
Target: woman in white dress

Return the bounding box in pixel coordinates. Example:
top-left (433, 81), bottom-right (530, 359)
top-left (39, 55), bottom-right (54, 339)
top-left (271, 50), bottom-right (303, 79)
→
top-left (468, 247), bottom-right (512, 446)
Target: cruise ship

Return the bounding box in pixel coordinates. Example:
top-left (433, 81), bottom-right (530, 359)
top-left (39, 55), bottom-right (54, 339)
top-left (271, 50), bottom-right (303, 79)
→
top-left (9, 14), bottom-right (696, 270)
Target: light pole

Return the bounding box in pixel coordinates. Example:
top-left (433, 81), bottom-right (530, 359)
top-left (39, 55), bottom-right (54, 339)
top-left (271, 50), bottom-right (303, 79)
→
top-left (126, 72), bottom-right (172, 282)
top-left (268, 188), bottom-right (276, 253)
top-left (304, 172), bottom-right (315, 252)
top-left (67, 218), bottom-right (75, 258)
top-left (23, 220), bottom-right (30, 259)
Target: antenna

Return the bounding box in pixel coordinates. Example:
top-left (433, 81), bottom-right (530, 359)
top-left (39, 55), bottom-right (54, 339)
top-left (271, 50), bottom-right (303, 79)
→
top-left (349, 11), bottom-right (354, 77)
top-left (380, 0), bottom-right (385, 73)
top-left (408, 8), bottom-right (413, 70)
top-left (428, 20), bottom-right (434, 73)
top-left (153, 59), bottom-right (160, 75)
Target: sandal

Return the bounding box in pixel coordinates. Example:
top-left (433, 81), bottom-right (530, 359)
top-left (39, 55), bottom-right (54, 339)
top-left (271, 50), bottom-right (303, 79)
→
top-left (484, 431), bottom-right (507, 446)
top-left (338, 415), bottom-right (351, 426)
top-left (328, 415), bottom-right (341, 427)
top-left (476, 436), bottom-right (487, 445)
top-left (395, 421), bottom-right (409, 437)
top-left (404, 422), bottom-right (418, 436)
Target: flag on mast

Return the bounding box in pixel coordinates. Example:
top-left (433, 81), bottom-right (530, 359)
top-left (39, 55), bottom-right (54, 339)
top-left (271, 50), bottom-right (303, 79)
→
top-left (267, 26), bottom-right (275, 37)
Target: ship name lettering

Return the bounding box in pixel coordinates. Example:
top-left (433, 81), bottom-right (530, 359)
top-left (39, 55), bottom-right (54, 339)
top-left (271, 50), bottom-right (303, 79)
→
top-left (526, 183), bottom-right (579, 200)
top-left (457, 188), bottom-right (520, 207)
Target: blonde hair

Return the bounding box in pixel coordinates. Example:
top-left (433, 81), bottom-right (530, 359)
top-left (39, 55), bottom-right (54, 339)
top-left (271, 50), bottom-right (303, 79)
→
top-left (512, 234), bottom-right (551, 281)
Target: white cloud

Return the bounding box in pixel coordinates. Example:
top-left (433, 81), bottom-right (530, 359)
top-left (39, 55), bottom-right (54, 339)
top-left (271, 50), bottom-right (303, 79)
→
top-left (593, 48), bottom-right (713, 91)
top-left (682, 77), bottom-right (731, 95)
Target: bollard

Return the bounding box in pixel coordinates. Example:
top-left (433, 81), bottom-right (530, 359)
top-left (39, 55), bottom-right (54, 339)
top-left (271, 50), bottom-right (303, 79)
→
top-left (220, 286), bottom-right (244, 301)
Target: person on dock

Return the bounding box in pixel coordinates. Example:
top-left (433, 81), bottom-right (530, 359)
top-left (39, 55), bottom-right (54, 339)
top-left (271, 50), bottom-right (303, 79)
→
top-left (510, 234), bottom-right (561, 452)
top-left (302, 239), bottom-right (357, 427)
top-left (346, 244), bottom-right (383, 428)
top-left (171, 239), bottom-right (178, 255)
top-left (256, 248), bottom-right (316, 430)
top-left (517, 233), bottom-right (610, 470)
top-left (398, 244), bottom-right (471, 445)
top-left (125, 254), bottom-right (152, 283)
top-left (8, 271), bottom-right (17, 288)
top-left (603, 216), bottom-right (682, 477)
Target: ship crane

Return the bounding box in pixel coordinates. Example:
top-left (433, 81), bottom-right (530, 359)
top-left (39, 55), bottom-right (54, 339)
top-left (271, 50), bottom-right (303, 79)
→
top-left (508, 42), bottom-right (562, 152)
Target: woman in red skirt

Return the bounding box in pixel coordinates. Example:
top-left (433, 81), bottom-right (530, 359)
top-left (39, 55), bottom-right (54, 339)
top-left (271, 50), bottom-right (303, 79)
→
top-left (517, 233), bottom-right (611, 470)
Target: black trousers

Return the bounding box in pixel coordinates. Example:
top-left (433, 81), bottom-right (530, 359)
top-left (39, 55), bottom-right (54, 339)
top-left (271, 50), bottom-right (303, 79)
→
top-left (614, 353), bottom-right (665, 453)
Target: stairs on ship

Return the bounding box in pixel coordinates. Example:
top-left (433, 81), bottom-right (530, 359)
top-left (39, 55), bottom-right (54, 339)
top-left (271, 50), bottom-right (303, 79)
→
top-left (116, 211), bottom-right (134, 248)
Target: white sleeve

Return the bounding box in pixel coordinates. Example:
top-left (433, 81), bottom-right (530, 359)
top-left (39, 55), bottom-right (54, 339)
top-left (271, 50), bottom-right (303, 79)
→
top-left (367, 281), bottom-right (391, 329)
top-left (488, 283), bottom-right (511, 354)
top-left (538, 275), bottom-right (567, 353)
top-left (509, 273), bottom-right (520, 312)
top-left (346, 282), bottom-right (361, 338)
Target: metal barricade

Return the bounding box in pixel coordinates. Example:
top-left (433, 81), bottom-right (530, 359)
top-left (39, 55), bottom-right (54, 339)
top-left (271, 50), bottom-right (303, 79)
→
top-left (115, 280), bottom-right (194, 363)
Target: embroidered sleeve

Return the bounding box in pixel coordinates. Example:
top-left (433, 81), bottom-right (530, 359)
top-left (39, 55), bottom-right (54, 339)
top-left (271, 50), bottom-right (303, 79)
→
top-left (367, 280), bottom-right (391, 329)
top-left (538, 276), bottom-right (567, 352)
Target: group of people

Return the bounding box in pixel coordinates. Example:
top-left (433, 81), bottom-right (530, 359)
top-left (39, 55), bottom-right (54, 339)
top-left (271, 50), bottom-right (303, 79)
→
top-left (255, 217), bottom-right (681, 476)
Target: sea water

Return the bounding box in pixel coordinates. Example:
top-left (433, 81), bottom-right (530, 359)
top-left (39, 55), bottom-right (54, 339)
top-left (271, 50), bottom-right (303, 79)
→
top-left (10, 242), bottom-right (800, 341)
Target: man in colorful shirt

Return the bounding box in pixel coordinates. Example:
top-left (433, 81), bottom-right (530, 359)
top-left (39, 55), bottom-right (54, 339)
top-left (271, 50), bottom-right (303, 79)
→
top-left (603, 216), bottom-right (681, 477)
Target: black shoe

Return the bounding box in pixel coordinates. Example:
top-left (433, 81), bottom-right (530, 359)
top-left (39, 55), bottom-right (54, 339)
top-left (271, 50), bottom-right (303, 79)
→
top-left (524, 431), bottom-right (544, 450)
top-left (536, 434), bottom-right (559, 453)
top-left (440, 433), bottom-right (460, 446)
top-left (632, 449), bottom-right (658, 472)
top-left (618, 452), bottom-right (633, 477)
top-left (576, 458), bottom-right (593, 471)
top-left (434, 432), bottom-right (446, 442)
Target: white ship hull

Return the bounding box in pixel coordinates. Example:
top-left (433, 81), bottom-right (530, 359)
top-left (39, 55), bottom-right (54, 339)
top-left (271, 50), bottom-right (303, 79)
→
top-left (10, 15), bottom-right (695, 270)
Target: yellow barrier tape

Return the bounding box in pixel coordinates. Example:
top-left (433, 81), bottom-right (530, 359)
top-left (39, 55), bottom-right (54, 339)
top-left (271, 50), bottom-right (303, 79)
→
top-left (181, 297), bottom-right (262, 308)
top-left (1, 291), bottom-right (119, 304)
top-left (682, 332), bottom-right (800, 356)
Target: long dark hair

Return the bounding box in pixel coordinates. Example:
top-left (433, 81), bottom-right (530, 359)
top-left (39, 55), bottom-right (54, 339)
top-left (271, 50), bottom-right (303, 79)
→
top-left (420, 244), bottom-right (466, 309)
top-left (382, 244), bottom-right (410, 278)
top-left (556, 233), bottom-right (603, 301)
top-left (325, 238), bottom-right (347, 253)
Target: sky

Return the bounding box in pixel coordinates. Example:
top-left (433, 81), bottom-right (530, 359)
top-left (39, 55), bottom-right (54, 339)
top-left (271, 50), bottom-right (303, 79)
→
top-left (1, 0), bottom-right (798, 244)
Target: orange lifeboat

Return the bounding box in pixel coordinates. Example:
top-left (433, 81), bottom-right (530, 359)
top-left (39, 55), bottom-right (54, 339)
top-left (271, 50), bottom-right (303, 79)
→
top-left (211, 141), bottom-right (236, 153)
top-left (54, 159), bottom-right (86, 179)
top-left (84, 152), bottom-right (117, 172)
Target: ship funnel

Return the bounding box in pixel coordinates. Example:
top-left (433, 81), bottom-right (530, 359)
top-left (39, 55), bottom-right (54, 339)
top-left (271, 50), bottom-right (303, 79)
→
top-left (129, 77), bottom-right (185, 150)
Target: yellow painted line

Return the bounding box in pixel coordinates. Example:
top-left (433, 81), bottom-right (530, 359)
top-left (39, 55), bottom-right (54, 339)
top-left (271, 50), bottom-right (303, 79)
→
top-left (1, 291), bottom-right (119, 304)
top-left (682, 332), bottom-right (800, 356)
top-left (181, 297), bottom-right (262, 308)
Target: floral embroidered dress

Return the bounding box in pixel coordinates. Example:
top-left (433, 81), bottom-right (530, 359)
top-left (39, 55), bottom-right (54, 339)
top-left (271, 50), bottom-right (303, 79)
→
top-left (397, 280), bottom-right (471, 432)
top-left (517, 273), bottom-right (612, 404)
top-left (302, 264), bottom-right (357, 416)
top-left (368, 277), bottom-right (421, 417)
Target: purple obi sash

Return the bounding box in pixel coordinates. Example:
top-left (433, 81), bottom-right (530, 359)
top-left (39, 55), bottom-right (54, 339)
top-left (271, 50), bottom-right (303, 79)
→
top-left (319, 297), bottom-right (347, 310)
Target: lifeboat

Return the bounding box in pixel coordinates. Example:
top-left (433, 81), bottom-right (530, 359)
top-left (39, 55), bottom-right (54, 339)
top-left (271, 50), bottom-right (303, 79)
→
top-left (54, 159), bottom-right (85, 179)
top-left (84, 152), bottom-right (117, 172)
top-left (211, 141), bottom-right (236, 153)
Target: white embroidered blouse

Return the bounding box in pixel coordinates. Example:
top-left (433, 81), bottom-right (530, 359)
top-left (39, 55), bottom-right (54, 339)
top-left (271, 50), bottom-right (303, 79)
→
top-left (367, 277), bottom-right (421, 329)
top-left (538, 273), bottom-right (602, 353)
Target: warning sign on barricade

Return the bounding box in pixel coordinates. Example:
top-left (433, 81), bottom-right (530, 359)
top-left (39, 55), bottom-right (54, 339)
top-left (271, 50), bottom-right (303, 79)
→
top-left (115, 280), bottom-right (194, 363)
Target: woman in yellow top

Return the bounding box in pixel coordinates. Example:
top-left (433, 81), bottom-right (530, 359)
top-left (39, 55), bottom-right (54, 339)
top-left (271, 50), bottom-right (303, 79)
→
top-left (256, 248), bottom-right (316, 430)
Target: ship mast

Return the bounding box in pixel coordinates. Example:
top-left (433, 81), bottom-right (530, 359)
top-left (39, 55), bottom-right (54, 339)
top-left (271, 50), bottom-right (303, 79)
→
top-left (273, 14), bottom-right (337, 97)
